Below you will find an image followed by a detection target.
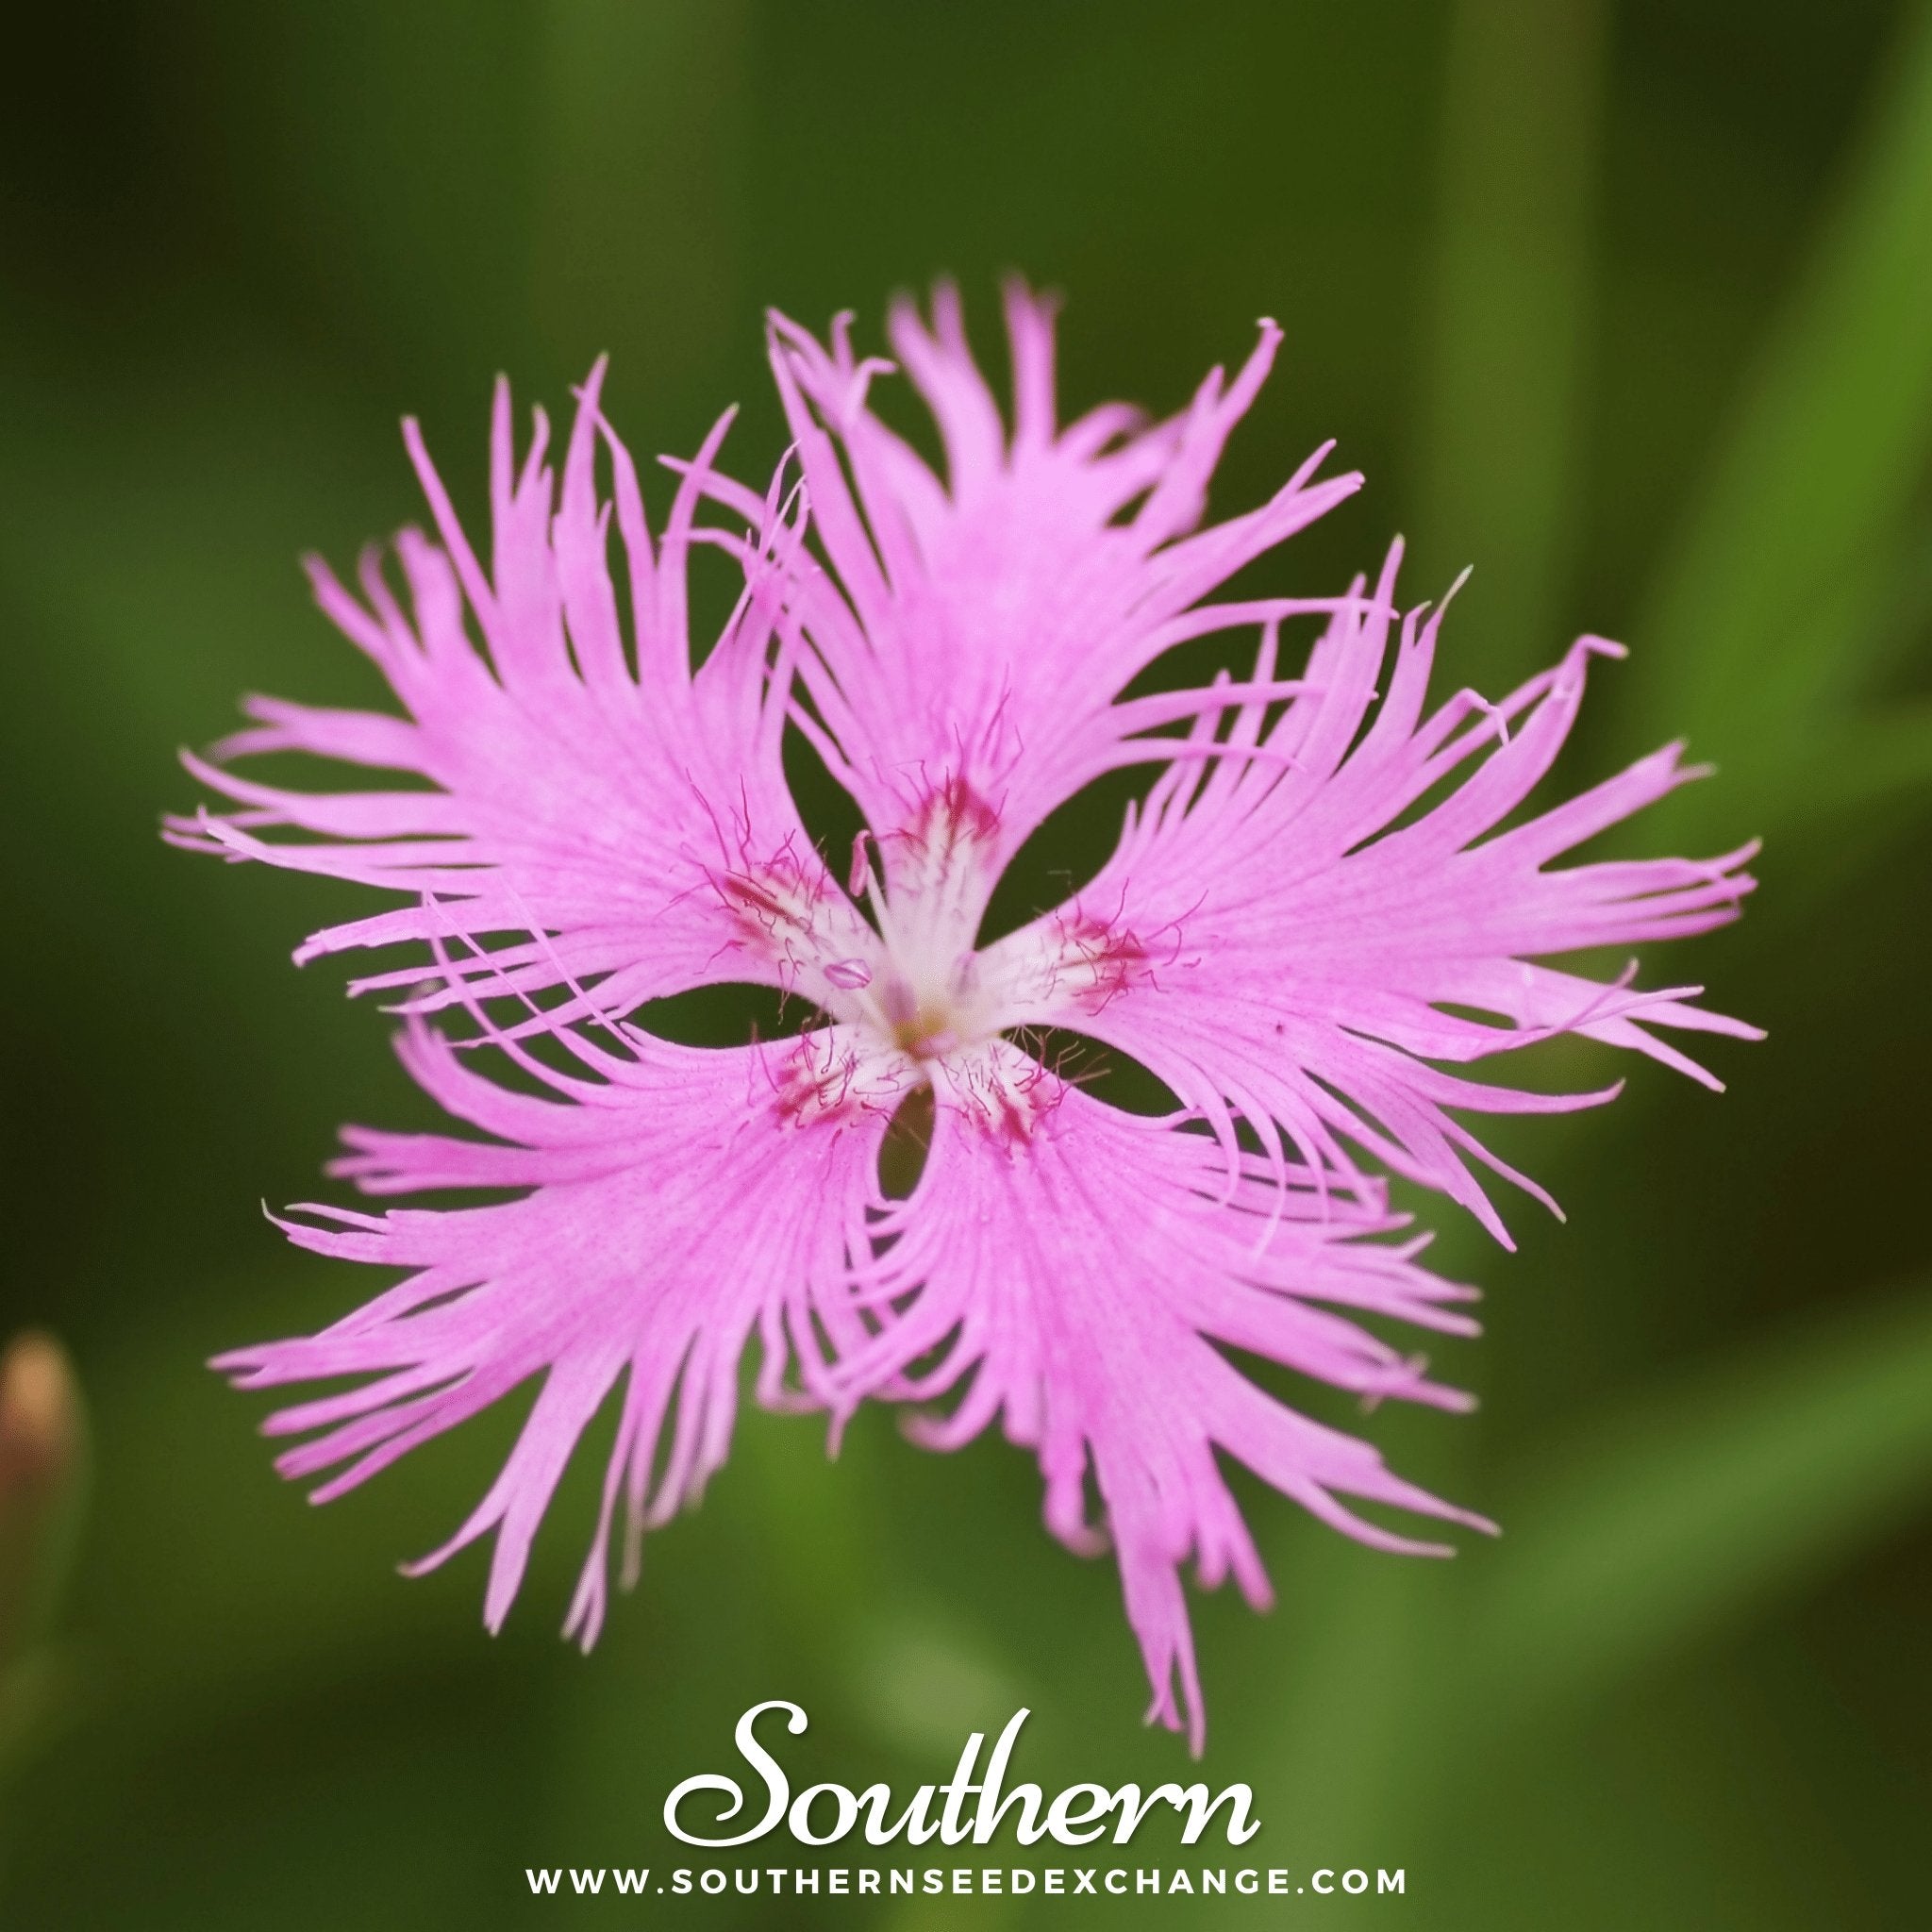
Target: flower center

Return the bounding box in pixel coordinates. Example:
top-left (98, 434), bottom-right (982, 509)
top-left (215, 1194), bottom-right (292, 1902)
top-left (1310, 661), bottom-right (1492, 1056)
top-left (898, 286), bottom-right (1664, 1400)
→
top-left (888, 994), bottom-right (961, 1061)
top-left (720, 774), bottom-right (1158, 1100)
top-left (837, 777), bottom-right (1008, 1069)
top-left (875, 962), bottom-right (980, 1062)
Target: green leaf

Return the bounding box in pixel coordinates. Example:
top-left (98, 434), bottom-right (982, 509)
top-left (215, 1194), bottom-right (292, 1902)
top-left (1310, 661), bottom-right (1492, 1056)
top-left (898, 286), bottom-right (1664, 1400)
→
top-left (1631, 2), bottom-right (1932, 817)
top-left (1471, 1280), bottom-right (1932, 1723)
top-left (1414, 0), bottom-right (1610, 697)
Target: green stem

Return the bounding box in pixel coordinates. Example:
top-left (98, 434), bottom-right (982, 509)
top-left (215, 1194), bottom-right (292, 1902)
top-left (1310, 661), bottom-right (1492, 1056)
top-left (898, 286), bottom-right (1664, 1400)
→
top-left (1415, 0), bottom-right (1610, 697)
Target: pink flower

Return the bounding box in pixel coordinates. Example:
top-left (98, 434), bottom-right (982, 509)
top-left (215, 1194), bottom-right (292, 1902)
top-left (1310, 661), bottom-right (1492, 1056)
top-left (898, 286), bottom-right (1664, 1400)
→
top-left (175, 285), bottom-right (1757, 1750)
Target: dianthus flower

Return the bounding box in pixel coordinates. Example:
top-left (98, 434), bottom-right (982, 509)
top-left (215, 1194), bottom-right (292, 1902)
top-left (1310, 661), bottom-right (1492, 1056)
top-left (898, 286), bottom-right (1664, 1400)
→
top-left (172, 284), bottom-right (1757, 1749)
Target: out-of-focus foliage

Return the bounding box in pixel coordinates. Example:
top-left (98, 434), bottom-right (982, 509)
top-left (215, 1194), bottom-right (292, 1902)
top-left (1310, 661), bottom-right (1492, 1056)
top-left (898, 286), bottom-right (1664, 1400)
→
top-left (1, 2), bottom-right (1928, 1925)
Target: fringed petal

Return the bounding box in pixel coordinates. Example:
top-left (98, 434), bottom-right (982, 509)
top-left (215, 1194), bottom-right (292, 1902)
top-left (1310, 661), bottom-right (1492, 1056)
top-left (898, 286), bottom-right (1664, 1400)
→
top-left (981, 554), bottom-right (1760, 1242)
top-left (217, 1019), bottom-right (914, 1645)
top-left (761, 283), bottom-right (1364, 936)
top-left (168, 361), bottom-right (871, 1024)
top-left (835, 1046), bottom-right (1489, 1754)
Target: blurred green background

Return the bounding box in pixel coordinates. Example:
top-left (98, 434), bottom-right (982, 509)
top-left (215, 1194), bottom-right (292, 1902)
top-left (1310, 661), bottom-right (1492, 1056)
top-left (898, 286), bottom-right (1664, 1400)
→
top-left (4, 1), bottom-right (1932, 1924)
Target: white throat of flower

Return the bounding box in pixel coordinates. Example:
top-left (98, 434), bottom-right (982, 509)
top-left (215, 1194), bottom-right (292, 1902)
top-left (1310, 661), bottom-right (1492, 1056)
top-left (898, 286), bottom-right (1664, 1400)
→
top-left (718, 775), bottom-right (1154, 1135)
